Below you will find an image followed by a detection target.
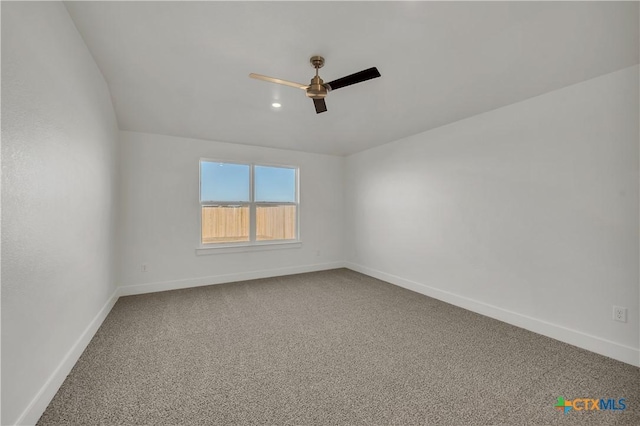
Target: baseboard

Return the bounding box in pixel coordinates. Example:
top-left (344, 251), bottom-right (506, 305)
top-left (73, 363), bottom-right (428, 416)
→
top-left (14, 287), bottom-right (120, 426)
top-left (119, 261), bottom-right (346, 296)
top-left (345, 262), bottom-right (640, 367)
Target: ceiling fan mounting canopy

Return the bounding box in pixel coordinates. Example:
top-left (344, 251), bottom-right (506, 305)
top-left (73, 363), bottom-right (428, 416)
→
top-left (309, 55), bottom-right (325, 69)
top-left (249, 55), bottom-right (381, 114)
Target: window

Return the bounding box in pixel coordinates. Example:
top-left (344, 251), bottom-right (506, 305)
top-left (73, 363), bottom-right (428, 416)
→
top-left (200, 160), bottom-right (298, 246)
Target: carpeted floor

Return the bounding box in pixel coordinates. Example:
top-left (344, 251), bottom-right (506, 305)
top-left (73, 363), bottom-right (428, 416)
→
top-left (38, 269), bottom-right (639, 425)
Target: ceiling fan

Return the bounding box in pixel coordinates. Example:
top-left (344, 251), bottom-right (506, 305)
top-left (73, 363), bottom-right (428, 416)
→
top-left (249, 56), bottom-right (381, 114)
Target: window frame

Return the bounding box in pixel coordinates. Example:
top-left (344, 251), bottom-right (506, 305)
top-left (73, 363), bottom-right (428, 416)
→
top-left (198, 158), bottom-right (300, 251)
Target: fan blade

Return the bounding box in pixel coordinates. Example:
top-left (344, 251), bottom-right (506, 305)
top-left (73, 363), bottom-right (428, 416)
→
top-left (313, 98), bottom-right (327, 114)
top-left (325, 67), bottom-right (381, 91)
top-left (249, 73), bottom-right (308, 89)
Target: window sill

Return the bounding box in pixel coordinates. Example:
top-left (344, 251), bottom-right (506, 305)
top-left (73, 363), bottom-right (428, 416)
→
top-left (196, 241), bottom-right (302, 256)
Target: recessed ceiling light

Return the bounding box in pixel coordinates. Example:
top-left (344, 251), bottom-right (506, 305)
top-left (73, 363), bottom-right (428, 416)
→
top-left (271, 102), bottom-right (281, 108)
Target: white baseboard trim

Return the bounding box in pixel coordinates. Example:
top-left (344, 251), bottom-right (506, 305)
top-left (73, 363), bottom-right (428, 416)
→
top-left (345, 262), bottom-right (640, 367)
top-left (14, 287), bottom-right (120, 426)
top-left (119, 261), bottom-right (346, 296)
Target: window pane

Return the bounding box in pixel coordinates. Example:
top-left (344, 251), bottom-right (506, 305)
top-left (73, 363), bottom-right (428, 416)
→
top-left (200, 161), bottom-right (250, 202)
top-left (201, 206), bottom-right (249, 243)
top-left (254, 166), bottom-right (296, 203)
top-left (256, 205), bottom-right (297, 241)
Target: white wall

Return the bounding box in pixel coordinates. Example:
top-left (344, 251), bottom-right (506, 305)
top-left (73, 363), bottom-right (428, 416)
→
top-left (117, 131), bottom-right (344, 292)
top-left (1, 2), bottom-right (120, 424)
top-left (345, 66), bottom-right (640, 366)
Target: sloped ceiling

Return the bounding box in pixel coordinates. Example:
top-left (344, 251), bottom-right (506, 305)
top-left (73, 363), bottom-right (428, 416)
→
top-left (65, 1), bottom-right (639, 156)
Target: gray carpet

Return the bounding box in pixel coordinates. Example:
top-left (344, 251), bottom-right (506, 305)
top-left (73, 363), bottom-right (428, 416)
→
top-left (38, 269), bottom-right (639, 425)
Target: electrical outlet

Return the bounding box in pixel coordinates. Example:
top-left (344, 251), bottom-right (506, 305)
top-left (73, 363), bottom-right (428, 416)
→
top-left (613, 306), bottom-right (627, 323)
top-left (141, 264), bottom-right (148, 273)
top-left (316, 250), bottom-right (321, 257)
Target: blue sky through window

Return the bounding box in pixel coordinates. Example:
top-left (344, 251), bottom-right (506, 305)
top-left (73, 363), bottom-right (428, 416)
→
top-left (200, 162), bottom-right (296, 203)
top-left (255, 166), bottom-right (296, 202)
top-left (200, 162), bottom-right (249, 202)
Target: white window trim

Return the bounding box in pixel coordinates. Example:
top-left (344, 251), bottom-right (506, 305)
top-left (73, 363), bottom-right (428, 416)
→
top-left (198, 159), bottom-right (300, 252)
top-left (196, 240), bottom-right (302, 256)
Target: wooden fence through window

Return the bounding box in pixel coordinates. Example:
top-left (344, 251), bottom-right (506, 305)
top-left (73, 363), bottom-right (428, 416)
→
top-left (201, 205), bottom-right (296, 243)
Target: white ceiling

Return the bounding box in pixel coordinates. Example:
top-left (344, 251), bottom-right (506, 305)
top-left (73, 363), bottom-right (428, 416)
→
top-left (65, 1), bottom-right (639, 156)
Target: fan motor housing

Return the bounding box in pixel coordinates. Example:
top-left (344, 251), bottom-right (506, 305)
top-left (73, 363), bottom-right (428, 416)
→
top-left (305, 76), bottom-right (328, 99)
